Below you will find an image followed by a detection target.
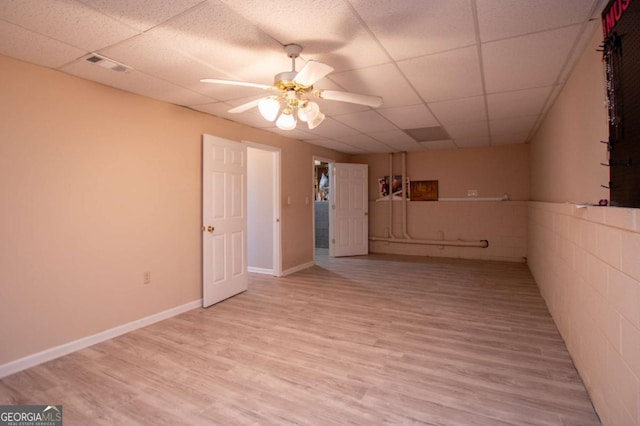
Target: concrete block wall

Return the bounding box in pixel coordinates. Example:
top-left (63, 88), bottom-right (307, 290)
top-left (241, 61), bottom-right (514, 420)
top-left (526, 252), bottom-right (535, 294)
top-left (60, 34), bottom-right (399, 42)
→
top-left (528, 201), bottom-right (640, 426)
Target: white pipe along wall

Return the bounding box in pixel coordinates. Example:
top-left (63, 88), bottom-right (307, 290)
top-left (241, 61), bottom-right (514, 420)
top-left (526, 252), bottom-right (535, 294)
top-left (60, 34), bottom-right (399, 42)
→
top-left (371, 152), bottom-right (490, 249)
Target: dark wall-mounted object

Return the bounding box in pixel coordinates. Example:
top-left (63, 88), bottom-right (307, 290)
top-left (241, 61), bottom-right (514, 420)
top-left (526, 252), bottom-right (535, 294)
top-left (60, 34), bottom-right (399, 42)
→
top-left (409, 180), bottom-right (438, 201)
top-left (601, 0), bottom-right (640, 207)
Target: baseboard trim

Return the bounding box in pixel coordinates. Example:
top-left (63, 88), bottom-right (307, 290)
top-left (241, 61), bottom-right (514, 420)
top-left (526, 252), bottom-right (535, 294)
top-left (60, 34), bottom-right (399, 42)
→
top-left (0, 299), bottom-right (202, 379)
top-left (248, 266), bottom-right (274, 275)
top-left (282, 261), bottom-right (315, 276)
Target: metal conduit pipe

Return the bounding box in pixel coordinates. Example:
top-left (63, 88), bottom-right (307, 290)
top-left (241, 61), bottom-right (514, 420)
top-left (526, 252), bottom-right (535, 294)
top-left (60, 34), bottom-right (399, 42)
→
top-left (372, 151), bottom-right (489, 249)
top-left (370, 236), bottom-right (489, 248)
top-left (402, 151), bottom-right (410, 239)
top-left (388, 153), bottom-right (396, 238)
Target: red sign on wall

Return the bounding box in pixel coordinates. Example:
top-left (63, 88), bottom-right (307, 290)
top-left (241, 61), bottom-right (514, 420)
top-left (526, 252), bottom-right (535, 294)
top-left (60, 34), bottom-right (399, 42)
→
top-left (602, 0), bottom-right (633, 36)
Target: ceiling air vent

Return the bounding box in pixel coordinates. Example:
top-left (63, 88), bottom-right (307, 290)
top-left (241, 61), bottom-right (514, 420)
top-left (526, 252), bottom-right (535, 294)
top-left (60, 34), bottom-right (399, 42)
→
top-left (82, 53), bottom-right (132, 73)
top-left (404, 126), bottom-right (450, 142)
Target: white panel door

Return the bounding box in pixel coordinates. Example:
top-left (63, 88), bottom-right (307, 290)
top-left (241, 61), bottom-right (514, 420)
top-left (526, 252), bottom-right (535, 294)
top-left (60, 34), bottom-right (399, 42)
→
top-left (202, 134), bottom-right (247, 307)
top-left (333, 163), bottom-right (368, 257)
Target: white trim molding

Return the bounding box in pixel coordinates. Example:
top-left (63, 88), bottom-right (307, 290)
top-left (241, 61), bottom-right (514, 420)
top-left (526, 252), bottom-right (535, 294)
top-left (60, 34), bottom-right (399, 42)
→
top-left (0, 299), bottom-right (202, 379)
top-left (248, 266), bottom-right (274, 275)
top-left (282, 261), bottom-right (315, 276)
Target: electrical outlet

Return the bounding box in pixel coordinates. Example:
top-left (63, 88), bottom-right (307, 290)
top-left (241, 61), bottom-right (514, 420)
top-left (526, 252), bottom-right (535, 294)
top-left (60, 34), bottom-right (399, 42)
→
top-left (143, 272), bottom-right (151, 285)
top-left (467, 189), bottom-right (478, 197)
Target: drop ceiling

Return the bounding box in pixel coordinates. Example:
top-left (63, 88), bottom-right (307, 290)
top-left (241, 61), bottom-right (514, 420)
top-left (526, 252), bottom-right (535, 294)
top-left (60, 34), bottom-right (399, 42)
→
top-left (0, 0), bottom-right (605, 154)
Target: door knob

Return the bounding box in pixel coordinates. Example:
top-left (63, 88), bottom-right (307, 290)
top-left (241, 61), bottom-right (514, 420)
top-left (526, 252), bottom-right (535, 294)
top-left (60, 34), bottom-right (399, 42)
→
top-left (202, 225), bottom-right (214, 233)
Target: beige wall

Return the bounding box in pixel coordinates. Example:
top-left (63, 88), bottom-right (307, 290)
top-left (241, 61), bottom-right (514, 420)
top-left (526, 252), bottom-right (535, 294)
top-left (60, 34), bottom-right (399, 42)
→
top-left (0, 54), bottom-right (347, 366)
top-left (528, 28), bottom-right (640, 426)
top-left (530, 29), bottom-right (608, 203)
top-left (353, 145), bottom-right (530, 261)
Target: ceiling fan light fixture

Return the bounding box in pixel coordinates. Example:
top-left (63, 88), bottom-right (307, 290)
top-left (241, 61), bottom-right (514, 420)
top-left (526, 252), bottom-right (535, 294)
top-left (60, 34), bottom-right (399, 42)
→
top-left (276, 109), bottom-right (297, 130)
top-left (258, 97), bottom-right (280, 121)
top-left (307, 112), bottom-right (325, 130)
top-left (298, 101), bottom-right (320, 122)
top-left (202, 44), bottom-right (383, 132)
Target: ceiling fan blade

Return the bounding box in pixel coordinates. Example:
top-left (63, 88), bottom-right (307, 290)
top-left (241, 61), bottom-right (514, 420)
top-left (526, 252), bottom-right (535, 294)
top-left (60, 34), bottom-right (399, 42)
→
top-left (228, 98), bottom-right (264, 113)
top-left (317, 90), bottom-right (383, 108)
top-left (294, 60), bottom-right (334, 86)
top-left (200, 78), bottom-right (272, 91)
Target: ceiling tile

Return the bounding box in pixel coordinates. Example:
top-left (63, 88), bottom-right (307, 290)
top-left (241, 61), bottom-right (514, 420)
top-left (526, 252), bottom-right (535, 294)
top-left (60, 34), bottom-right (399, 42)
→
top-left (387, 142), bottom-right (426, 152)
top-left (377, 104), bottom-right (439, 129)
top-left (420, 139), bottom-right (457, 150)
top-left (315, 97), bottom-right (370, 116)
top-left (349, 0), bottom-right (476, 60)
top-left (78, 0), bottom-right (206, 32)
top-left (455, 136), bottom-right (491, 148)
top-left (399, 46), bottom-right (483, 102)
top-left (370, 129), bottom-right (418, 146)
top-left (192, 100), bottom-right (273, 128)
top-left (476, 0), bottom-right (594, 42)
top-left (487, 86), bottom-right (553, 120)
top-left (101, 1), bottom-right (286, 88)
top-left (0, 1), bottom-right (600, 154)
top-left (268, 127), bottom-right (317, 140)
top-left (306, 138), bottom-right (366, 154)
top-left (102, 34), bottom-right (276, 100)
top-left (491, 133), bottom-right (530, 145)
top-left (0, 0), bottom-right (140, 51)
top-left (369, 130), bottom-right (425, 152)
top-left (61, 60), bottom-right (217, 106)
top-left (338, 134), bottom-right (393, 153)
top-left (192, 97), bottom-right (276, 129)
top-left (428, 96), bottom-right (487, 125)
top-left (333, 111), bottom-right (396, 133)
top-left (482, 25), bottom-right (582, 93)
top-left (190, 101), bottom-right (234, 117)
top-left (328, 63), bottom-right (422, 108)
top-left (489, 115), bottom-right (538, 136)
top-left (303, 117), bottom-right (361, 139)
top-left (220, 110), bottom-right (273, 129)
top-left (0, 20), bottom-right (85, 68)
top-left (218, 0), bottom-right (389, 71)
top-left (445, 121), bottom-right (490, 139)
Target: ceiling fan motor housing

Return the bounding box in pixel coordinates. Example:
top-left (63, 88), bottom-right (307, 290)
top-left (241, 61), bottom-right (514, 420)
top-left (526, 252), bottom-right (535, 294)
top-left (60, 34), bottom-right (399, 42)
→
top-left (274, 71), bottom-right (312, 92)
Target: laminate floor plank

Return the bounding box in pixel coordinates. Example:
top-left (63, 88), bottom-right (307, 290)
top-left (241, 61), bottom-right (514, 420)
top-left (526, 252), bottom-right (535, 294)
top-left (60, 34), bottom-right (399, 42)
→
top-left (0, 254), bottom-right (600, 425)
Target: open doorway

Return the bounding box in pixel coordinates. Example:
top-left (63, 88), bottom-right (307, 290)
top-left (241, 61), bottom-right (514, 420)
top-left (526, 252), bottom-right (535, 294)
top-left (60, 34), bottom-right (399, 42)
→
top-left (247, 144), bottom-right (281, 276)
top-left (313, 157), bottom-right (333, 259)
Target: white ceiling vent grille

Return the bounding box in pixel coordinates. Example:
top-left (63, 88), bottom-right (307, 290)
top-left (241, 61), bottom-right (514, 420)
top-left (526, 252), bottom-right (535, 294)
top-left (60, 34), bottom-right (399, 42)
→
top-left (82, 53), bottom-right (131, 73)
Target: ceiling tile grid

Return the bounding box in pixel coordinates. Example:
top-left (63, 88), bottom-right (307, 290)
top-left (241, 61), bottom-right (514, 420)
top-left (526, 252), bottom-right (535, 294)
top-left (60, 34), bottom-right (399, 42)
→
top-left (347, 0), bottom-right (477, 60)
top-left (0, 20), bottom-right (86, 68)
top-left (398, 45), bottom-right (484, 103)
top-left (0, 0), bottom-right (141, 51)
top-left (0, 0), bottom-right (608, 152)
top-left (76, 0), bottom-right (208, 32)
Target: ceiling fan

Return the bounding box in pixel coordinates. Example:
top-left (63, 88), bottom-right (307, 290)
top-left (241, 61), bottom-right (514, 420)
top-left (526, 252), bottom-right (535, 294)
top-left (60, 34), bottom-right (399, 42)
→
top-left (201, 44), bottom-right (383, 131)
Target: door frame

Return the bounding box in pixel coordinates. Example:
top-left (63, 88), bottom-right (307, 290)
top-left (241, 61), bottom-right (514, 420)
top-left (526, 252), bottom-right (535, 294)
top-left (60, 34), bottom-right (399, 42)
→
top-left (245, 141), bottom-right (282, 277)
top-left (312, 156), bottom-right (335, 258)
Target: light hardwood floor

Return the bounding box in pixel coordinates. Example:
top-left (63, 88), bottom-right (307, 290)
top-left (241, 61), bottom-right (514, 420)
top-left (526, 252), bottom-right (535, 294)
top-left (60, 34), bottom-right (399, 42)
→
top-left (0, 254), bottom-right (600, 425)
